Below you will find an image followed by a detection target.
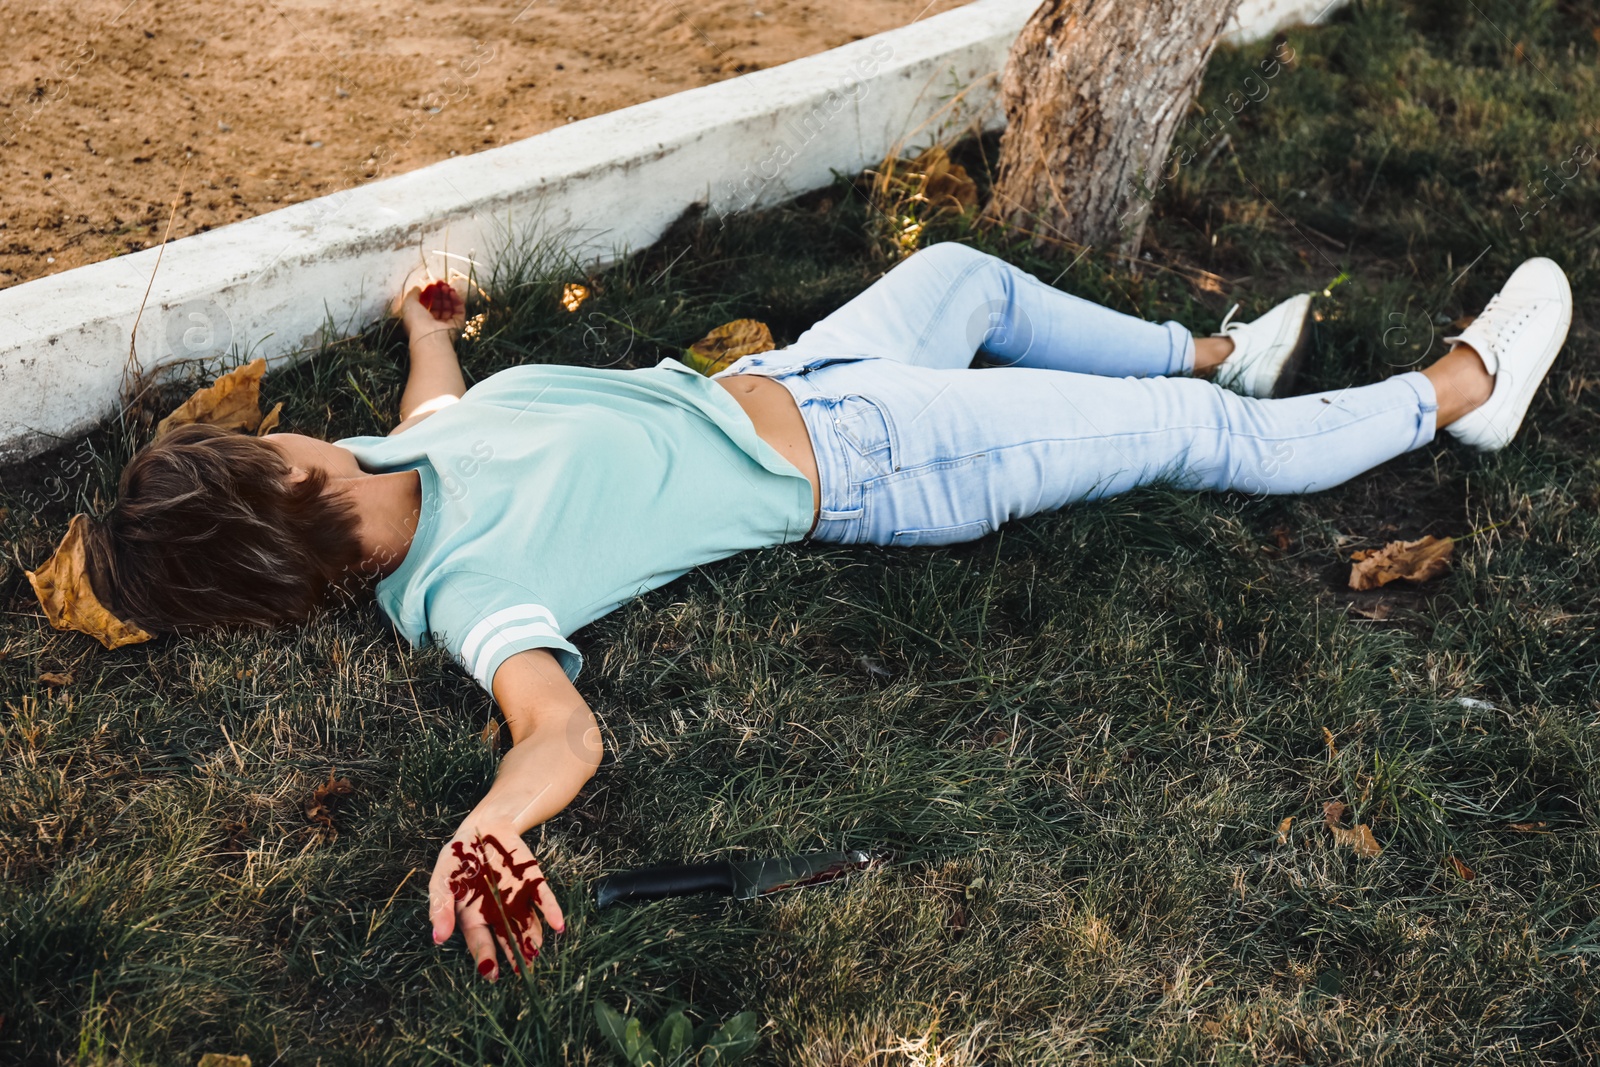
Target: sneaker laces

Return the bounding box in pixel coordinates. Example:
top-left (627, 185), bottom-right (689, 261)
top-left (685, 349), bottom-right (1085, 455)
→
top-left (1214, 303), bottom-right (1253, 378)
top-left (1471, 293), bottom-right (1507, 348)
top-left (1460, 290), bottom-right (1536, 372)
top-left (1218, 303), bottom-right (1244, 334)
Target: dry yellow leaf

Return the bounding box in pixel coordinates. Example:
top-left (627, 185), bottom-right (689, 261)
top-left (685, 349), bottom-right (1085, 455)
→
top-left (683, 319), bottom-right (776, 377)
top-left (910, 146), bottom-right (978, 213)
top-left (1323, 800), bottom-right (1383, 859)
top-left (256, 401), bottom-right (283, 436)
top-left (38, 671), bottom-right (73, 686)
top-left (155, 358), bottom-right (270, 439)
top-left (1322, 726), bottom-right (1339, 758)
top-left (197, 1055), bottom-right (252, 1067)
top-left (1508, 821), bottom-right (1548, 833)
top-left (1446, 855), bottom-right (1476, 881)
top-left (26, 514), bottom-right (154, 650)
top-left (1276, 816), bottom-right (1294, 845)
top-left (1348, 535), bottom-right (1454, 591)
top-left (561, 282), bottom-right (589, 312)
top-left (1331, 822), bottom-right (1383, 858)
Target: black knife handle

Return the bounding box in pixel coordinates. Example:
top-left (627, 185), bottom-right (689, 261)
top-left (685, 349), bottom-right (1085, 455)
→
top-left (594, 862), bottom-right (736, 909)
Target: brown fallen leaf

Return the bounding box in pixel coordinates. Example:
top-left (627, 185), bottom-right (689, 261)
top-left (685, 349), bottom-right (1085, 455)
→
top-left (38, 671), bottom-right (73, 686)
top-left (683, 318), bottom-right (776, 376)
top-left (1348, 535), bottom-right (1454, 591)
top-left (1446, 855), bottom-right (1476, 881)
top-left (1508, 821), bottom-right (1548, 833)
top-left (255, 401), bottom-right (283, 437)
top-left (1276, 816), bottom-right (1294, 845)
top-left (1348, 602), bottom-right (1394, 622)
top-left (1332, 821), bottom-right (1383, 858)
top-left (1323, 800), bottom-right (1383, 858)
top-left (1322, 726), bottom-right (1339, 758)
top-left (154, 358), bottom-right (269, 439)
top-left (305, 769), bottom-right (354, 833)
top-left (197, 1055), bottom-right (252, 1067)
top-left (910, 146), bottom-right (978, 213)
top-left (26, 514), bottom-right (155, 650)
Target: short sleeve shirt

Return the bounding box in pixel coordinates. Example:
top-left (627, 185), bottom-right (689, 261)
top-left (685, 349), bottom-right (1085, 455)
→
top-left (335, 358), bottom-right (814, 690)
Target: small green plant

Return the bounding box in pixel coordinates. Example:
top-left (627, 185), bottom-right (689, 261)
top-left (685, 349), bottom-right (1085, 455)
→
top-left (593, 1001), bottom-right (759, 1067)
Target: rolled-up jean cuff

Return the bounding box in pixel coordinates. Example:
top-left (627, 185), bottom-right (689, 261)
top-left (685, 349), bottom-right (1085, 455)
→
top-left (1394, 369), bottom-right (1440, 450)
top-left (1164, 321), bottom-right (1196, 375)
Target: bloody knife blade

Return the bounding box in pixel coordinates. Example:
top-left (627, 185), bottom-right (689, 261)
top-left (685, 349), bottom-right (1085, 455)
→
top-left (594, 849), bottom-right (876, 909)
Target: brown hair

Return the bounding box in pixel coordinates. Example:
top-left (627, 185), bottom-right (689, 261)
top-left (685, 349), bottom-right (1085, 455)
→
top-left (84, 424), bottom-right (365, 633)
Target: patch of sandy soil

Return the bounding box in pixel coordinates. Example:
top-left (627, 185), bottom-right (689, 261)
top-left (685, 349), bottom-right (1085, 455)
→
top-left (0, 0), bottom-right (970, 290)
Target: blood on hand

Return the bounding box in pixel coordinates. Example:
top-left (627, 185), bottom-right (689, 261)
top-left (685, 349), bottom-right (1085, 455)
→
top-left (417, 280), bottom-right (458, 321)
top-left (447, 834), bottom-right (548, 966)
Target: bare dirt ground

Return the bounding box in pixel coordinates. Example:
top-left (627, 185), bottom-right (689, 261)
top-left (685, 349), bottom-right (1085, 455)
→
top-left (0, 0), bottom-right (969, 290)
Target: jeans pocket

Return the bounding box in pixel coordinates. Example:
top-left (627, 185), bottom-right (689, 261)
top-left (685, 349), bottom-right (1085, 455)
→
top-left (832, 394), bottom-right (897, 478)
top-left (889, 519), bottom-right (994, 547)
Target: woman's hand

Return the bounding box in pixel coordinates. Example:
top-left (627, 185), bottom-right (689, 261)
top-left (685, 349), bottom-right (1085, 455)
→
top-left (428, 820), bottom-right (566, 981)
top-left (395, 279), bottom-right (467, 337)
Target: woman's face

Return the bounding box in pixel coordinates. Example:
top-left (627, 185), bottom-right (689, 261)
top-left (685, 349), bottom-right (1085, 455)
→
top-left (262, 433), bottom-right (366, 484)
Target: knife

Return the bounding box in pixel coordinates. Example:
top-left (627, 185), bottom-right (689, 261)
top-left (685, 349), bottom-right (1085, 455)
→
top-left (594, 849), bottom-right (876, 909)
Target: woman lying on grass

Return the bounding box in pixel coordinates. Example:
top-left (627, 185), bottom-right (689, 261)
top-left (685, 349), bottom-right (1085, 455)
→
top-left (85, 242), bottom-right (1572, 980)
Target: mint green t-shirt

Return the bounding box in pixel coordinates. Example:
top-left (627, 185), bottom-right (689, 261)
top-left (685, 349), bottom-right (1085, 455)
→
top-left (336, 358), bottom-right (813, 690)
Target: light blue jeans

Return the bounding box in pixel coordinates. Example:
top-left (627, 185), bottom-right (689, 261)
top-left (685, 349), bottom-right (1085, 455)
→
top-left (714, 243), bottom-right (1439, 546)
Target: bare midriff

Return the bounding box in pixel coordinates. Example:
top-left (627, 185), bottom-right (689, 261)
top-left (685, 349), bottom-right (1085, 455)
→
top-left (715, 373), bottom-right (821, 536)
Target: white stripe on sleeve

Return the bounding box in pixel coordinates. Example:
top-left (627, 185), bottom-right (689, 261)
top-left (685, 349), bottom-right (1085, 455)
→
top-left (471, 620), bottom-right (565, 690)
top-left (459, 604), bottom-right (560, 672)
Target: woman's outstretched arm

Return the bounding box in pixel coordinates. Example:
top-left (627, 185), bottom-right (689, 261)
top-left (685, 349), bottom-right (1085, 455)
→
top-left (392, 282), bottom-right (469, 433)
top-left (426, 648), bottom-right (605, 980)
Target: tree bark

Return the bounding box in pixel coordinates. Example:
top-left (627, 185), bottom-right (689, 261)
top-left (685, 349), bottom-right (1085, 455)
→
top-left (988, 0), bottom-right (1241, 257)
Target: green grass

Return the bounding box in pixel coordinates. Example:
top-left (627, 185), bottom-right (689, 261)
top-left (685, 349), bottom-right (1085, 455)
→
top-left (3, 1), bottom-right (1599, 1062)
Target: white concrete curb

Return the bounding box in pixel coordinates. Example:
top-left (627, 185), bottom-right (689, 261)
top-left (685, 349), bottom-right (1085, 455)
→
top-left (0, 0), bottom-right (1342, 461)
top-left (1229, 0), bottom-right (1345, 43)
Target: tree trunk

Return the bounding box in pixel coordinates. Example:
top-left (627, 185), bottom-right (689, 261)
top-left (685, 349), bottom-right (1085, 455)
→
top-left (988, 0), bottom-right (1241, 257)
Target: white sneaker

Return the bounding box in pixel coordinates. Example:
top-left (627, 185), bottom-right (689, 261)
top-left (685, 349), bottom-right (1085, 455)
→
top-left (1443, 257), bottom-right (1572, 452)
top-left (1210, 293), bottom-right (1314, 398)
